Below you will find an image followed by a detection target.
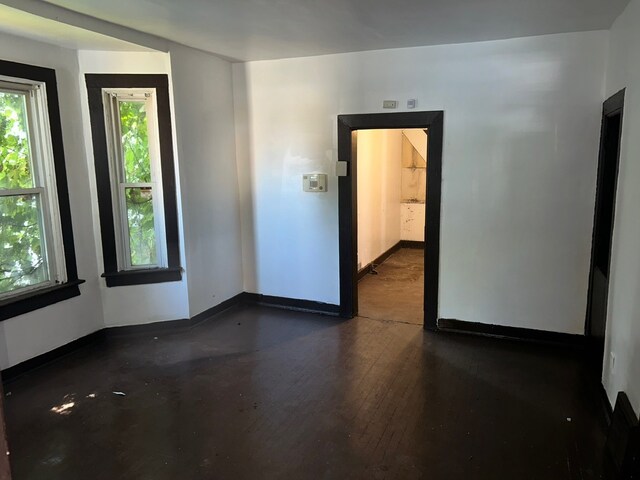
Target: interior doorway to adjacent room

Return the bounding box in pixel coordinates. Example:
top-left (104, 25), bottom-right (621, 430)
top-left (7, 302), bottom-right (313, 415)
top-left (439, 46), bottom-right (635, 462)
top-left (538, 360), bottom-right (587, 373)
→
top-left (337, 111), bottom-right (444, 330)
top-left (356, 128), bottom-right (427, 325)
top-left (585, 89), bottom-right (625, 377)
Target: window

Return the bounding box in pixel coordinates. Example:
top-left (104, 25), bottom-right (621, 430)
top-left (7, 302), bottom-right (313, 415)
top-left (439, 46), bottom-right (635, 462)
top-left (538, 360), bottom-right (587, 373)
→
top-left (86, 75), bottom-right (181, 287)
top-left (104, 90), bottom-right (167, 270)
top-left (0, 60), bottom-right (82, 320)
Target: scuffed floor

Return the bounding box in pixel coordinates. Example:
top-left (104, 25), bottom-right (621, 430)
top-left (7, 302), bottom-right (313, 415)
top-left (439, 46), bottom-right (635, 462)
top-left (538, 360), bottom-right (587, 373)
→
top-left (3, 305), bottom-right (606, 479)
top-left (358, 248), bottom-right (424, 325)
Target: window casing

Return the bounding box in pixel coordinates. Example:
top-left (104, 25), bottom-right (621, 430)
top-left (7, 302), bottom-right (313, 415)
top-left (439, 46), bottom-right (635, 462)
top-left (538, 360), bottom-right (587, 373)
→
top-left (86, 74), bottom-right (181, 287)
top-left (0, 60), bottom-right (82, 320)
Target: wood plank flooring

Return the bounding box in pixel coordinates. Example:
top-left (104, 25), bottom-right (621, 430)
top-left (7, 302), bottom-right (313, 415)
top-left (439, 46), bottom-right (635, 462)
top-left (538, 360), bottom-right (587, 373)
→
top-left (358, 248), bottom-right (424, 325)
top-left (3, 305), bottom-right (605, 479)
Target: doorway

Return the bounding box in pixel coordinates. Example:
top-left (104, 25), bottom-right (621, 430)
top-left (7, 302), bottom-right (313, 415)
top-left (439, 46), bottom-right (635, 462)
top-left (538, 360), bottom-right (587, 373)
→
top-left (337, 111), bottom-right (444, 330)
top-left (356, 128), bottom-right (427, 325)
top-left (585, 89), bottom-right (625, 376)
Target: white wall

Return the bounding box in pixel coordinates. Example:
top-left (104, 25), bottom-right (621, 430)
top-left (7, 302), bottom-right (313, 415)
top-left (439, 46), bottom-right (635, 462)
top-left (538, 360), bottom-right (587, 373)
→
top-left (169, 44), bottom-right (244, 318)
top-left (400, 129), bottom-right (426, 241)
top-left (0, 34), bottom-right (244, 366)
top-left (0, 32), bottom-right (104, 368)
top-left (401, 204), bottom-right (425, 242)
top-left (76, 50), bottom-right (191, 326)
top-left (233, 30), bottom-right (608, 331)
top-left (602, 0), bottom-right (640, 412)
top-left (357, 129), bottom-right (402, 268)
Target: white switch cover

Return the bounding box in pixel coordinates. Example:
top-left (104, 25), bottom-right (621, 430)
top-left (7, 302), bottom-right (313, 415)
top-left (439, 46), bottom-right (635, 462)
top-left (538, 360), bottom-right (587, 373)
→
top-left (303, 173), bottom-right (327, 192)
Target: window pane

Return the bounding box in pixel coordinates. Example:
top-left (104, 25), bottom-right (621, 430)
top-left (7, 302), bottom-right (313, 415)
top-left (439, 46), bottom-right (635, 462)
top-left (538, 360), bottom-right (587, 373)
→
top-left (0, 194), bottom-right (49, 294)
top-left (0, 91), bottom-right (34, 189)
top-left (119, 101), bottom-right (151, 184)
top-left (125, 187), bottom-right (157, 266)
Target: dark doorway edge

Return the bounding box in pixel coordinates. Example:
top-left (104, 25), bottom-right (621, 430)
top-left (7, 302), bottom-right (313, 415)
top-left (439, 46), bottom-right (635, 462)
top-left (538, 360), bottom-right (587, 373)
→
top-left (338, 111), bottom-right (443, 330)
top-left (585, 89), bottom-right (625, 340)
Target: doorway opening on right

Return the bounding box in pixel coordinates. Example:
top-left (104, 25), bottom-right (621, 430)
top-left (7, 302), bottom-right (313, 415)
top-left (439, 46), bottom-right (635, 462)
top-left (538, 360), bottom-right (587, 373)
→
top-left (356, 128), bottom-right (427, 325)
top-left (585, 89), bottom-right (625, 378)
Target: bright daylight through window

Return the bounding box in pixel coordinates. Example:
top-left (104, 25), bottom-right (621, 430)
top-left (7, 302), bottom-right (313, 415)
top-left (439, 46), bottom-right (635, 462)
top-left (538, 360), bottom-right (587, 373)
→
top-left (103, 90), bottom-right (166, 270)
top-left (0, 77), bottom-right (66, 299)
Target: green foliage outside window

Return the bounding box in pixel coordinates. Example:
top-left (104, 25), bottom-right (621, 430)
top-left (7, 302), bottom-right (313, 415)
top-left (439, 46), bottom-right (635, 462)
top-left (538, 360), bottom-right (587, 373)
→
top-left (119, 101), bottom-right (157, 266)
top-left (0, 91), bottom-right (48, 294)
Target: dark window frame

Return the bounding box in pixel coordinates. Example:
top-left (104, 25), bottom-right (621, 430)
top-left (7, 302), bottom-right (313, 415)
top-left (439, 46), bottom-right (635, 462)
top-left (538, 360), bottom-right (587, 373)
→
top-left (85, 74), bottom-right (181, 287)
top-left (0, 59), bottom-right (83, 321)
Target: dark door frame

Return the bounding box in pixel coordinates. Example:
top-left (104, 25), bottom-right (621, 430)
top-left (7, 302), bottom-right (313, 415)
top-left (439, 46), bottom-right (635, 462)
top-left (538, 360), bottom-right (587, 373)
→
top-left (585, 89), bottom-right (625, 353)
top-left (337, 111), bottom-right (444, 330)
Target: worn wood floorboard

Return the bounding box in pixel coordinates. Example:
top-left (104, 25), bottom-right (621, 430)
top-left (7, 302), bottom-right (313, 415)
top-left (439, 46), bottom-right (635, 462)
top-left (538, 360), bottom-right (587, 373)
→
top-left (3, 305), bottom-right (604, 479)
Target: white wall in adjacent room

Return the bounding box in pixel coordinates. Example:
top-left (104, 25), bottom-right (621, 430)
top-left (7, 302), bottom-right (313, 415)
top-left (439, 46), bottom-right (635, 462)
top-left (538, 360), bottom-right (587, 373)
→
top-left (357, 129), bottom-right (402, 269)
top-left (233, 30), bottom-right (607, 331)
top-left (401, 204), bottom-right (425, 242)
top-left (601, 0), bottom-right (640, 413)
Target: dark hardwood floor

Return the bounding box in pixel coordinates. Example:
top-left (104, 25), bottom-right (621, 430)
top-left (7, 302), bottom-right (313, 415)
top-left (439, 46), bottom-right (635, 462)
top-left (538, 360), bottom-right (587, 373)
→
top-left (3, 305), bottom-right (605, 479)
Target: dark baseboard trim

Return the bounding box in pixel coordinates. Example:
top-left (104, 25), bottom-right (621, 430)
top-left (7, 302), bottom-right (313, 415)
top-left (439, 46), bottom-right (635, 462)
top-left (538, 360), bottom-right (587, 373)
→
top-left (604, 391), bottom-right (640, 477)
top-left (104, 292), bottom-right (245, 338)
top-left (241, 293), bottom-right (341, 316)
top-left (400, 240), bottom-right (425, 249)
top-left (1, 293), bottom-right (245, 383)
top-left (599, 383), bottom-right (614, 427)
top-left (357, 240), bottom-right (427, 281)
top-left (1, 330), bottom-right (106, 384)
top-left (1, 292), bottom-right (341, 382)
top-left (438, 318), bottom-right (587, 348)
top-left (104, 317), bottom-right (190, 338)
top-left (191, 293), bottom-right (244, 325)
top-left (357, 241), bottom-right (402, 281)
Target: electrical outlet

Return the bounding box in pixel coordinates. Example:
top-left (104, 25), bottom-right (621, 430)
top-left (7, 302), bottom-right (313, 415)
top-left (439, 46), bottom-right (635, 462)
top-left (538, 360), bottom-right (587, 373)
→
top-left (383, 100), bottom-right (398, 109)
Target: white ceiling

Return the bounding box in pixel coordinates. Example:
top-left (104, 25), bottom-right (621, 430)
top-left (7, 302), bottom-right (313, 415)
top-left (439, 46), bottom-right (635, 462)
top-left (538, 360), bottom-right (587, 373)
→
top-left (30, 0), bottom-right (632, 61)
top-left (0, 4), bottom-right (152, 51)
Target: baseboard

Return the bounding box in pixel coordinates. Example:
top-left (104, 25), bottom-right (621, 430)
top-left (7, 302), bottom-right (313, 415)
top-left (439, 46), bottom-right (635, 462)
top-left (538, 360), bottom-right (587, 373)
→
top-left (437, 318), bottom-right (587, 348)
top-left (1, 293), bottom-right (245, 383)
top-left (241, 293), bottom-right (341, 316)
top-left (600, 383), bottom-right (614, 427)
top-left (1, 330), bottom-right (106, 384)
top-left (400, 240), bottom-right (425, 249)
top-left (1, 292), bottom-right (338, 382)
top-left (357, 241), bottom-right (402, 281)
top-left (191, 293), bottom-right (245, 324)
top-left (104, 292), bottom-right (245, 338)
top-left (604, 391), bottom-right (640, 478)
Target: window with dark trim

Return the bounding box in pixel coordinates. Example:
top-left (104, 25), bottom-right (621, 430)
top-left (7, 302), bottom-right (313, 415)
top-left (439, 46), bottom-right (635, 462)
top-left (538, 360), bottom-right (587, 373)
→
top-left (0, 59), bottom-right (83, 321)
top-left (85, 74), bottom-right (181, 287)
